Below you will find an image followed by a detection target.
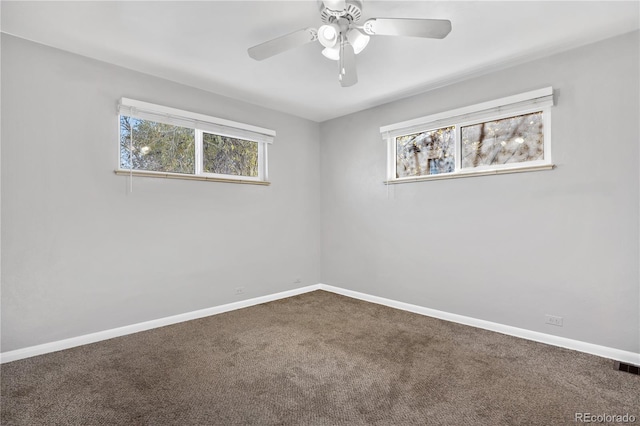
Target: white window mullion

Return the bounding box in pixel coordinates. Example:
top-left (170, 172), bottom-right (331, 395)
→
top-left (195, 129), bottom-right (203, 176)
top-left (455, 125), bottom-right (462, 173)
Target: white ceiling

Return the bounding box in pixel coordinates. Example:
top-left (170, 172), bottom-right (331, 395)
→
top-left (2, 1), bottom-right (639, 122)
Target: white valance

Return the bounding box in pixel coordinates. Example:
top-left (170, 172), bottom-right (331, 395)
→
top-left (118, 98), bottom-right (275, 144)
top-left (380, 87), bottom-right (554, 140)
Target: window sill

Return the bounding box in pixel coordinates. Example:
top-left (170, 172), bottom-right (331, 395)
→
top-left (114, 169), bottom-right (270, 185)
top-left (385, 163), bottom-right (554, 185)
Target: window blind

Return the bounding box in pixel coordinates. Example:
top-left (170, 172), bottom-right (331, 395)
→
top-left (118, 98), bottom-right (275, 144)
top-left (380, 87), bottom-right (554, 140)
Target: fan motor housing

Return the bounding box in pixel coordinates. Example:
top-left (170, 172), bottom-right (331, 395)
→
top-left (319, 0), bottom-right (363, 23)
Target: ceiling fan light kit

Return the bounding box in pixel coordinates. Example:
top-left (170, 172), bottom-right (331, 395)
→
top-left (247, 0), bottom-right (452, 87)
top-left (322, 45), bottom-right (340, 61)
top-left (346, 28), bottom-right (369, 54)
top-left (318, 22), bottom-right (341, 48)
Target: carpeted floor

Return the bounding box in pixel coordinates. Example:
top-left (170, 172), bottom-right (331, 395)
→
top-left (1, 290), bottom-right (638, 425)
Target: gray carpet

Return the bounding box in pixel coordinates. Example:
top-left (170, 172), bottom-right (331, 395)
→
top-left (1, 290), bottom-right (638, 425)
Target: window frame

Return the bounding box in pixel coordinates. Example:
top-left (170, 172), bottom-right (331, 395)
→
top-left (116, 98), bottom-right (274, 185)
top-left (382, 87), bottom-right (554, 184)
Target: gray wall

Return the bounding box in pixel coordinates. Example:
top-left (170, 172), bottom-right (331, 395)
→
top-left (3, 31), bottom-right (639, 356)
top-left (320, 31), bottom-right (639, 353)
top-left (1, 35), bottom-right (321, 352)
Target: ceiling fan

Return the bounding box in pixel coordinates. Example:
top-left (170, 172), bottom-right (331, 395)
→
top-left (247, 0), bottom-right (452, 87)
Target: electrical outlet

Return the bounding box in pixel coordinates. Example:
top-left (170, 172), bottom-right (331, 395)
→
top-left (545, 314), bottom-right (563, 327)
top-left (235, 287), bottom-right (245, 295)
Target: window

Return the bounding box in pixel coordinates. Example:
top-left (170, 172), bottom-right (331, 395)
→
top-left (396, 126), bottom-right (455, 177)
top-left (460, 111), bottom-right (544, 169)
top-left (119, 117), bottom-right (195, 175)
top-left (117, 98), bottom-right (275, 184)
top-left (382, 87), bottom-right (554, 183)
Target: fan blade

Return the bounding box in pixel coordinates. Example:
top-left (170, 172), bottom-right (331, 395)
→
top-left (362, 18), bottom-right (452, 39)
top-left (248, 28), bottom-right (318, 61)
top-left (339, 41), bottom-right (357, 87)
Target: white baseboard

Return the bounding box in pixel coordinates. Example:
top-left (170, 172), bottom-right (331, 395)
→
top-left (2, 283), bottom-right (638, 366)
top-left (318, 284), bottom-right (640, 365)
top-left (0, 284), bottom-right (321, 364)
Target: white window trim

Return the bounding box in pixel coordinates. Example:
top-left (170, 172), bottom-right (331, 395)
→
top-left (113, 169), bottom-right (270, 185)
top-left (381, 87), bottom-right (555, 184)
top-left (116, 98), bottom-right (275, 185)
